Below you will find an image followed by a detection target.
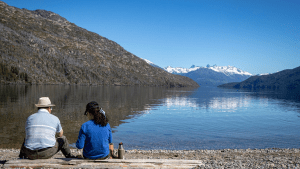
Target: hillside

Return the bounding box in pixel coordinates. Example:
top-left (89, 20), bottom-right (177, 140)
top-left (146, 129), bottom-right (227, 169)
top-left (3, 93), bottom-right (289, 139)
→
top-left (218, 66), bottom-right (300, 90)
top-left (0, 1), bottom-right (199, 87)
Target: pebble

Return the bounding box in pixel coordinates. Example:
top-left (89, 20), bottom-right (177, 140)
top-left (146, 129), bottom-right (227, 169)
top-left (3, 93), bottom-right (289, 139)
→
top-left (125, 148), bottom-right (300, 168)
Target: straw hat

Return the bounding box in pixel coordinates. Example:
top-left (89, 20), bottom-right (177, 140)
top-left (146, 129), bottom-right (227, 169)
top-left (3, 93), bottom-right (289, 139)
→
top-left (35, 97), bottom-right (55, 107)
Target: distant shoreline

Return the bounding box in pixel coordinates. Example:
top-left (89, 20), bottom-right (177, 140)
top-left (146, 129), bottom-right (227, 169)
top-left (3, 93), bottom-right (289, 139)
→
top-left (1, 148), bottom-right (300, 168)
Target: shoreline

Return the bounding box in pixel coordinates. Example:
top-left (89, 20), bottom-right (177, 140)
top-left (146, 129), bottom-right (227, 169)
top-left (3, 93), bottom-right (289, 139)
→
top-left (1, 148), bottom-right (300, 168)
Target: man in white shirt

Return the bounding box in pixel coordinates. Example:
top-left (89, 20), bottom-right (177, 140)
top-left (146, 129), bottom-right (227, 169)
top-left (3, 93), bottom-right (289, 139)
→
top-left (19, 97), bottom-right (75, 159)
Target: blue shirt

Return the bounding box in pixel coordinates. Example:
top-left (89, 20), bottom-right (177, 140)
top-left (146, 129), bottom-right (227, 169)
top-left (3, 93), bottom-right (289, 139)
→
top-left (25, 109), bottom-right (62, 150)
top-left (76, 120), bottom-right (112, 159)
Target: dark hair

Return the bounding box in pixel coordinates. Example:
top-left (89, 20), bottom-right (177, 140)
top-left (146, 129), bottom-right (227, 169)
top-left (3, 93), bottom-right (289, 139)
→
top-left (38, 107), bottom-right (50, 110)
top-left (85, 101), bottom-right (108, 126)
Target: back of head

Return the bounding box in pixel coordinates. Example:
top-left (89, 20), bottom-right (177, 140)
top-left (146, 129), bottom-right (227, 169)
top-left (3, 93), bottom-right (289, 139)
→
top-left (85, 101), bottom-right (108, 126)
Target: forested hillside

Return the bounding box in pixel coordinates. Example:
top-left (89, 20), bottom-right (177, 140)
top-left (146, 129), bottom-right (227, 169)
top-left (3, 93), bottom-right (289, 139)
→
top-left (219, 66), bottom-right (300, 90)
top-left (0, 1), bottom-right (199, 87)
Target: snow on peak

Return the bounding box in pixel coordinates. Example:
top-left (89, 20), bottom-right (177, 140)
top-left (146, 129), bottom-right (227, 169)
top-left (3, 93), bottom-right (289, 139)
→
top-left (142, 58), bottom-right (162, 69)
top-left (165, 65), bottom-right (252, 76)
top-left (164, 66), bottom-right (202, 74)
top-left (165, 66), bottom-right (188, 73)
top-left (208, 65), bottom-right (252, 76)
top-left (143, 58), bottom-right (153, 65)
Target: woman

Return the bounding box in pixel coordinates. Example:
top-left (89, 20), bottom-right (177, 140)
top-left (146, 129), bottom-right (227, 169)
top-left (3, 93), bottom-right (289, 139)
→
top-left (76, 101), bottom-right (112, 159)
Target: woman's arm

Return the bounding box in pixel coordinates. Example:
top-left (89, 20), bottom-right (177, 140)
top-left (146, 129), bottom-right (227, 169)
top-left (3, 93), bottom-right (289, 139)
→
top-left (76, 127), bottom-right (86, 149)
top-left (108, 124), bottom-right (112, 143)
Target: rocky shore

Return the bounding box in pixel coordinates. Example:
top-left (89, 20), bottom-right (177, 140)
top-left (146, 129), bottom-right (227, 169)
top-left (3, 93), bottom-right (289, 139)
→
top-left (1, 148), bottom-right (300, 168)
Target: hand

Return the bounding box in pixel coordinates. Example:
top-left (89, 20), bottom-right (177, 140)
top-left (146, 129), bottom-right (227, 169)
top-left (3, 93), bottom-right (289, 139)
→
top-left (56, 129), bottom-right (64, 137)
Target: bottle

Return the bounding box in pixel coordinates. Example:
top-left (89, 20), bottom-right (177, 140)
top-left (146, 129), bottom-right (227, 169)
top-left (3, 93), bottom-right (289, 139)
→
top-left (118, 142), bottom-right (125, 159)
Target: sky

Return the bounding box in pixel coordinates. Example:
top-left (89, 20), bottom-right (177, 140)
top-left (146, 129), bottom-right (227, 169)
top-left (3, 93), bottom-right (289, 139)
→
top-left (2, 0), bottom-right (300, 75)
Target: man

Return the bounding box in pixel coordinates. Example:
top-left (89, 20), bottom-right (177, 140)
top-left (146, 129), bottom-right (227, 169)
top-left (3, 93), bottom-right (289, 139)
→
top-left (19, 97), bottom-right (75, 159)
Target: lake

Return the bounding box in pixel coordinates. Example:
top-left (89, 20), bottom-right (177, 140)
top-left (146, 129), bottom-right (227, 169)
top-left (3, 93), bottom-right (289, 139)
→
top-left (0, 85), bottom-right (300, 150)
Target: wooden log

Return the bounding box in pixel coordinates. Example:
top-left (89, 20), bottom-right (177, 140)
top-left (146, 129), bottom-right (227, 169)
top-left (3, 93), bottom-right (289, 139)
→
top-left (4, 158), bottom-right (202, 168)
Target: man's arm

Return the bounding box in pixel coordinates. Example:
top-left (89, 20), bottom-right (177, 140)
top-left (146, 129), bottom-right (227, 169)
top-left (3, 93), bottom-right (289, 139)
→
top-left (56, 129), bottom-right (63, 137)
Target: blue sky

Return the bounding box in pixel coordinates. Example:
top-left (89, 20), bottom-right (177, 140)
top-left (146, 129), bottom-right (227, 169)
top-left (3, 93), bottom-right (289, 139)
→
top-left (2, 0), bottom-right (300, 75)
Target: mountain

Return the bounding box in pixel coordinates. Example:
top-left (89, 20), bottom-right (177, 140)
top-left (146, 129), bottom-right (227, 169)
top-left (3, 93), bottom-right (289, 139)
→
top-left (164, 65), bottom-right (252, 86)
top-left (0, 1), bottom-right (199, 87)
top-left (218, 66), bottom-right (300, 90)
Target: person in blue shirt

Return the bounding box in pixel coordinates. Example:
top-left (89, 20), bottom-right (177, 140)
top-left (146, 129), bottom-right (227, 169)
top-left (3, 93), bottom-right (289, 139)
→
top-left (76, 101), bottom-right (112, 159)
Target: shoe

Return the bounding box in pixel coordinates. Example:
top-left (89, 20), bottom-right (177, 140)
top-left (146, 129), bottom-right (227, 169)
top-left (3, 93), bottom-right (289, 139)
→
top-left (19, 153), bottom-right (28, 159)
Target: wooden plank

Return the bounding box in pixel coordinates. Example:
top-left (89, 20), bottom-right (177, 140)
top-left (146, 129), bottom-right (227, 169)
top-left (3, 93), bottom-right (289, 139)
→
top-left (4, 158), bottom-right (202, 168)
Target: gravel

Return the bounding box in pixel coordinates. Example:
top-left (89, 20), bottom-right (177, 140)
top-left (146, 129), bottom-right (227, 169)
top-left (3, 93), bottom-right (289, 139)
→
top-left (1, 148), bottom-right (300, 168)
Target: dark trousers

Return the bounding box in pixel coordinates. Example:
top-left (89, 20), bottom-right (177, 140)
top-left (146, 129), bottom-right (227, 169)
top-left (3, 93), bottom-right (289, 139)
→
top-left (19, 136), bottom-right (72, 160)
top-left (83, 153), bottom-right (110, 160)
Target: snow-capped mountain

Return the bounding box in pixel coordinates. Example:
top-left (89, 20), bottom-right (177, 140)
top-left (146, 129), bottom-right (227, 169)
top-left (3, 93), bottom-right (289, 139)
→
top-left (165, 65), bottom-right (252, 76)
top-left (164, 65), bottom-right (252, 86)
top-left (142, 58), bottom-right (253, 86)
top-left (209, 65), bottom-right (252, 76)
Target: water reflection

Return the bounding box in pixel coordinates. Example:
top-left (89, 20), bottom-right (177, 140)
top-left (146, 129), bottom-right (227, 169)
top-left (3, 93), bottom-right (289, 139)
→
top-left (208, 97), bottom-right (250, 111)
top-left (164, 97), bottom-right (198, 108)
top-left (112, 87), bottom-right (300, 150)
top-left (240, 88), bottom-right (300, 103)
top-left (163, 87), bottom-right (252, 112)
top-left (1, 85), bottom-right (300, 150)
top-left (0, 85), bottom-right (196, 148)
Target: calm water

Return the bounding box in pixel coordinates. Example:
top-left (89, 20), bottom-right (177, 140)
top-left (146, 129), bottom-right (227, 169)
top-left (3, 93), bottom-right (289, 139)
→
top-left (0, 85), bottom-right (300, 150)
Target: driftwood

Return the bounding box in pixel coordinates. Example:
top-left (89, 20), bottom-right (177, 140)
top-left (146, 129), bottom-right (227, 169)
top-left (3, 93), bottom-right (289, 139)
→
top-left (4, 158), bottom-right (202, 168)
